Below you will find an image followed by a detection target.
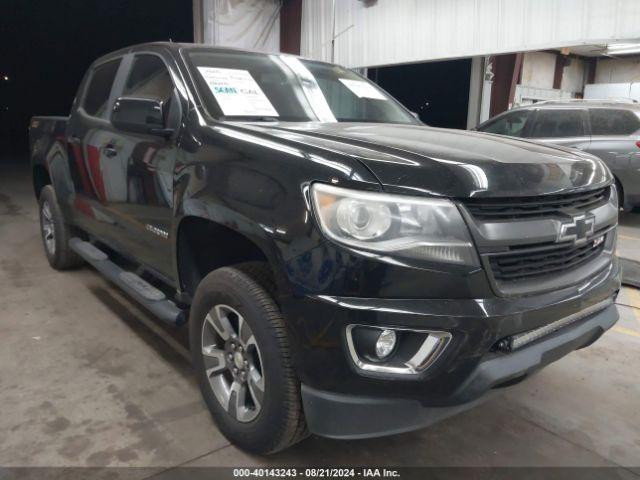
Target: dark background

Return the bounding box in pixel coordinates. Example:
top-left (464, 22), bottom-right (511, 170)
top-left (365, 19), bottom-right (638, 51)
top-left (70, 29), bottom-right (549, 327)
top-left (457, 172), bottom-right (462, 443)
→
top-left (369, 59), bottom-right (471, 129)
top-left (0, 2), bottom-right (472, 158)
top-left (0, 0), bottom-right (193, 156)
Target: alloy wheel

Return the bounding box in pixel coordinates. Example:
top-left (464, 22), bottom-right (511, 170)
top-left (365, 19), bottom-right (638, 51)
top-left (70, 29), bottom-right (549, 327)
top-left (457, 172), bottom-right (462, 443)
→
top-left (40, 201), bottom-right (56, 256)
top-left (201, 304), bottom-right (265, 422)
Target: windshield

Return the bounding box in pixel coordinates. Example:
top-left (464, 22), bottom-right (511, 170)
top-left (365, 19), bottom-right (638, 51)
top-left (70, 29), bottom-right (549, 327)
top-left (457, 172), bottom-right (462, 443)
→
top-left (185, 49), bottom-right (418, 125)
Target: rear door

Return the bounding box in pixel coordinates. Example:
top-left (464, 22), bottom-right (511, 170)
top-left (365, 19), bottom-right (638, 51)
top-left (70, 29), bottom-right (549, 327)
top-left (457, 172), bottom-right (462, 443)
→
top-left (586, 107), bottom-right (640, 206)
top-left (66, 56), bottom-right (126, 241)
top-left (527, 108), bottom-right (591, 151)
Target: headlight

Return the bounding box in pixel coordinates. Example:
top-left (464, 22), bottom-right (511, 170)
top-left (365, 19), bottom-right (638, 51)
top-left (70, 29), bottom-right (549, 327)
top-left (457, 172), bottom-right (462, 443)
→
top-left (610, 182), bottom-right (619, 208)
top-left (310, 183), bottom-right (479, 266)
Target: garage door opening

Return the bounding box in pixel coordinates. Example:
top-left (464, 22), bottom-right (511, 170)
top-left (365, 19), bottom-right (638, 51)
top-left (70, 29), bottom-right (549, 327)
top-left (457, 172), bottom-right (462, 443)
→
top-left (368, 58), bottom-right (472, 129)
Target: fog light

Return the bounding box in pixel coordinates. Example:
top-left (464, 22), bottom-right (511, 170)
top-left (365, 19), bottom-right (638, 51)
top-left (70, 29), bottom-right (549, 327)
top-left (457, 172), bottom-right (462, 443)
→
top-left (375, 329), bottom-right (397, 358)
top-left (346, 324), bottom-right (451, 375)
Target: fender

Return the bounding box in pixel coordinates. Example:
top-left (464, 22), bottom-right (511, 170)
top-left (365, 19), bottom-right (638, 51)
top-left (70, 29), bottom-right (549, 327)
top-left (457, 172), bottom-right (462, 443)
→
top-left (170, 120), bottom-right (381, 304)
top-left (45, 140), bottom-right (77, 212)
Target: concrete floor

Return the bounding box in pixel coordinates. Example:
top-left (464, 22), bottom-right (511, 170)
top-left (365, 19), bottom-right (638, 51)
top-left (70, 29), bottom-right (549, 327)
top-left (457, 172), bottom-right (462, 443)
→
top-left (619, 210), bottom-right (640, 263)
top-left (1, 156), bottom-right (640, 474)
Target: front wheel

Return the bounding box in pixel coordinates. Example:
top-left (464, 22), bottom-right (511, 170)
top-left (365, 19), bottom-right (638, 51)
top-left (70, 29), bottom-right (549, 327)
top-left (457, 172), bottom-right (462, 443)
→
top-left (189, 263), bottom-right (307, 454)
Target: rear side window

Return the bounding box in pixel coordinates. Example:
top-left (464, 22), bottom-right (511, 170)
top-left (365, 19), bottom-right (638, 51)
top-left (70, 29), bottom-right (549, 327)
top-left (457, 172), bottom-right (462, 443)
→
top-left (530, 109), bottom-right (586, 138)
top-left (124, 55), bottom-right (173, 101)
top-left (83, 59), bottom-right (121, 117)
top-left (589, 108), bottom-right (640, 136)
top-left (479, 110), bottom-right (531, 137)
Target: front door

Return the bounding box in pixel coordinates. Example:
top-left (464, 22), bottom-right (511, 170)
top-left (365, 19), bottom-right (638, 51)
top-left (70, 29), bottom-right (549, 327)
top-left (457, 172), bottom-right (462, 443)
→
top-left (100, 53), bottom-right (182, 280)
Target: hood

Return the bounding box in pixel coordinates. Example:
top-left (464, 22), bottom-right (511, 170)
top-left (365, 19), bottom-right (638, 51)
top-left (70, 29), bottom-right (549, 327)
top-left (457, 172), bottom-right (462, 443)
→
top-left (247, 122), bottom-right (611, 198)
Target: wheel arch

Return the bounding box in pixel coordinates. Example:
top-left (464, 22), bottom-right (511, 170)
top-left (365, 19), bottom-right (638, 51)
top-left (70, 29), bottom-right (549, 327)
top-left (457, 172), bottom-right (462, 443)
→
top-left (613, 175), bottom-right (625, 209)
top-left (32, 164), bottom-right (51, 199)
top-left (175, 215), bottom-right (288, 302)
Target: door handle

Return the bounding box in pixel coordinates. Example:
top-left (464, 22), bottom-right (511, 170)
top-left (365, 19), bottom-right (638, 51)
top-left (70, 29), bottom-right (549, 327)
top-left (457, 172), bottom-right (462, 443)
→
top-left (102, 144), bottom-right (118, 158)
top-left (68, 135), bottom-right (81, 143)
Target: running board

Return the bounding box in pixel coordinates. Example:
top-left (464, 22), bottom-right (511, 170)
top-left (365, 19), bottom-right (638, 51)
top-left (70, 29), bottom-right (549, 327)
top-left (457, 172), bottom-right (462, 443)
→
top-left (69, 238), bottom-right (187, 326)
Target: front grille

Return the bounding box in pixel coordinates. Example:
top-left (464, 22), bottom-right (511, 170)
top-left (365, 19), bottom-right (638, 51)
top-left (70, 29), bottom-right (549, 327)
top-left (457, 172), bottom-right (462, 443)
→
top-left (489, 236), bottom-right (606, 282)
top-left (463, 187), bottom-right (609, 220)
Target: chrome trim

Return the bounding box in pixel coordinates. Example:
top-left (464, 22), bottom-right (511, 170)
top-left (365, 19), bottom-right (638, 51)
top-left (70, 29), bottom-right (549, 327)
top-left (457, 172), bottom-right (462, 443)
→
top-left (145, 223), bottom-right (169, 239)
top-left (345, 324), bottom-right (451, 375)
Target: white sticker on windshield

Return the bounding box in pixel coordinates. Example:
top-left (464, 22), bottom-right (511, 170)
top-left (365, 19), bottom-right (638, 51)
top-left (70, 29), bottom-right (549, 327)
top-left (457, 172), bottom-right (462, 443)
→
top-left (197, 67), bottom-right (279, 117)
top-left (339, 78), bottom-right (387, 100)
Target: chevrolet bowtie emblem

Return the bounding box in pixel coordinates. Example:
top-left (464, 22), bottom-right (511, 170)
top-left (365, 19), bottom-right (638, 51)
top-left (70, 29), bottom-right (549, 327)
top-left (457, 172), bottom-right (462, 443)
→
top-left (558, 214), bottom-right (595, 245)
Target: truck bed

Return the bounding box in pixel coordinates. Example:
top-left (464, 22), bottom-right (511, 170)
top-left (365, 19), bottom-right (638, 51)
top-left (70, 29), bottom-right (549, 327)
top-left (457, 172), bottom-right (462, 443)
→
top-left (29, 115), bottom-right (69, 172)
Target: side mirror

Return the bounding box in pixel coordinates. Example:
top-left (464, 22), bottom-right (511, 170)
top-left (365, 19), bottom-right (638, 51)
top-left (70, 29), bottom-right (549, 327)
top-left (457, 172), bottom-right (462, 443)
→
top-left (111, 97), bottom-right (175, 137)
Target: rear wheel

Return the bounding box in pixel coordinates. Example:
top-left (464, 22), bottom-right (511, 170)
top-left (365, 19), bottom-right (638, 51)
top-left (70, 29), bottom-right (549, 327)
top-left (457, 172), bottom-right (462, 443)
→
top-left (38, 185), bottom-right (83, 270)
top-left (189, 263), bottom-right (307, 454)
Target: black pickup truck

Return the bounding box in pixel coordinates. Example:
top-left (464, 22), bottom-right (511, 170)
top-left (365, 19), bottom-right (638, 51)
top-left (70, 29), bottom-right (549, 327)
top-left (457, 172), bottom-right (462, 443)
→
top-left (30, 42), bottom-right (620, 454)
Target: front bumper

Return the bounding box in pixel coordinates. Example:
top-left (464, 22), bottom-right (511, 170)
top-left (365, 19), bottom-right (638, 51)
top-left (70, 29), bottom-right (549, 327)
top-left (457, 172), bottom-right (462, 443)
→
top-left (301, 301), bottom-right (619, 439)
top-left (279, 255), bottom-right (621, 438)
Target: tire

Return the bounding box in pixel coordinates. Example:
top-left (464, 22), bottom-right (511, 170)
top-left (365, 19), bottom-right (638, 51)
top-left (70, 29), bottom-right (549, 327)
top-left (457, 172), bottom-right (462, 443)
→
top-left (38, 185), bottom-right (84, 270)
top-left (189, 262), bottom-right (307, 454)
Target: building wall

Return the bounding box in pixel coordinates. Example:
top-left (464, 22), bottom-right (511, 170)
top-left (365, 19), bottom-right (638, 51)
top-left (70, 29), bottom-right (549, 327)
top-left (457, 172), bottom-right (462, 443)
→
top-left (519, 51), bottom-right (585, 95)
top-left (595, 58), bottom-right (640, 84)
top-left (521, 52), bottom-right (556, 90)
top-left (301, 0), bottom-right (640, 68)
top-left (561, 56), bottom-right (587, 94)
top-left (201, 0), bottom-right (280, 52)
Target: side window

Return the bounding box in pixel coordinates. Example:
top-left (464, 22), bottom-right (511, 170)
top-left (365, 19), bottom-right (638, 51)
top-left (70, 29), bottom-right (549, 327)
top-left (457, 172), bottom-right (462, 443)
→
top-left (479, 110), bottom-right (531, 137)
top-left (124, 55), bottom-right (173, 101)
top-left (530, 109), bottom-right (586, 138)
top-left (83, 59), bottom-right (121, 117)
top-left (590, 108), bottom-right (640, 136)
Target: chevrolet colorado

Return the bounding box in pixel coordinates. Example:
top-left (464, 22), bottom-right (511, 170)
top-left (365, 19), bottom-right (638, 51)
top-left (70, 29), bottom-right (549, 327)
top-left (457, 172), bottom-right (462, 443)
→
top-left (29, 43), bottom-right (620, 454)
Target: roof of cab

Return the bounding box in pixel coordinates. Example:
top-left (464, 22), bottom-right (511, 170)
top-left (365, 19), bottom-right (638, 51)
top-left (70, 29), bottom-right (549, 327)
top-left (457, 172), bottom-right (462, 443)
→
top-left (512, 98), bottom-right (640, 111)
top-left (92, 41), bottom-right (323, 66)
